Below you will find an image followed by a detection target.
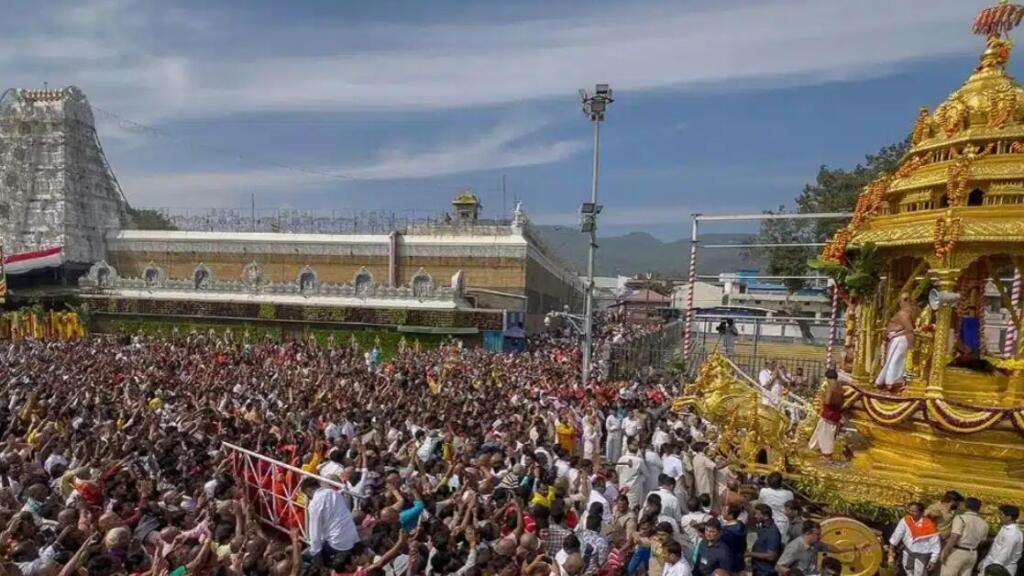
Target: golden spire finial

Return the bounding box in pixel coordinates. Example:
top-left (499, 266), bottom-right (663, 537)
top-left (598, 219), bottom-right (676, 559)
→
top-left (974, 1), bottom-right (1024, 37)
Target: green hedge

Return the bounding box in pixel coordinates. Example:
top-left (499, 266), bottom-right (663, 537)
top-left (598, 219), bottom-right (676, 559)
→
top-left (102, 318), bottom-right (282, 341)
top-left (307, 328), bottom-right (446, 358)
top-left (98, 318), bottom-right (448, 359)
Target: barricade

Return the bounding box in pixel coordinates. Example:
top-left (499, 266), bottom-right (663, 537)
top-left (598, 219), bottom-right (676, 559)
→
top-left (222, 441), bottom-right (360, 541)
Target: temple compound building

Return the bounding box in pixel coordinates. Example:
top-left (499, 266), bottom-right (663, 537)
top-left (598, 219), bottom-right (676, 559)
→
top-left (0, 86), bottom-right (582, 345)
top-left (83, 195), bottom-right (582, 341)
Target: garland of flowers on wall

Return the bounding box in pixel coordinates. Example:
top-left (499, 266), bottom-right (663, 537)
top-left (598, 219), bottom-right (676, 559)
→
top-left (843, 385), bottom-right (1024, 437)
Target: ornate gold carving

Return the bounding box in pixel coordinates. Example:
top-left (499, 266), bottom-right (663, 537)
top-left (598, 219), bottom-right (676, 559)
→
top-left (946, 146), bottom-right (976, 206)
top-left (912, 107), bottom-right (932, 144)
top-left (936, 96), bottom-right (969, 136)
top-left (987, 82), bottom-right (1020, 128)
top-left (676, 354), bottom-right (793, 467)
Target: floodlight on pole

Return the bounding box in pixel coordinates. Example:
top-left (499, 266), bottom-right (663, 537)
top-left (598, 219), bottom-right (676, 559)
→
top-left (579, 84), bottom-right (613, 386)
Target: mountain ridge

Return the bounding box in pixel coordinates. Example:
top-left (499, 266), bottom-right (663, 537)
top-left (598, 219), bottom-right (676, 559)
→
top-left (531, 225), bottom-right (756, 277)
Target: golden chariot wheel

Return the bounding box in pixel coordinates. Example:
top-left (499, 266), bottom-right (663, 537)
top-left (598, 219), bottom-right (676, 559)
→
top-left (819, 517), bottom-right (884, 576)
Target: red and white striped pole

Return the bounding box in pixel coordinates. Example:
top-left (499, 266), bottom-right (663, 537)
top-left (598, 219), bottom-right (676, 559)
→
top-left (684, 215), bottom-right (699, 359)
top-left (1006, 268), bottom-right (1022, 356)
top-left (826, 278), bottom-right (839, 367)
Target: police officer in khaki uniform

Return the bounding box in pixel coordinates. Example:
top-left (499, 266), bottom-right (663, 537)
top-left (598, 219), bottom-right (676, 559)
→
top-left (926, 491), bottom-right (963, 542)
top-left (939, 497), bottom-right (990, 576)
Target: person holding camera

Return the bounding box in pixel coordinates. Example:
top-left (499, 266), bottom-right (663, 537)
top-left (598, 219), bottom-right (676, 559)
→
top-left (716, 319), bottom-right (739, 356)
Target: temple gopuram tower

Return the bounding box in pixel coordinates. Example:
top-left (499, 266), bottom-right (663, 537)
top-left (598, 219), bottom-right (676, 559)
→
top-left (0, 86), bottom-right (128, 269)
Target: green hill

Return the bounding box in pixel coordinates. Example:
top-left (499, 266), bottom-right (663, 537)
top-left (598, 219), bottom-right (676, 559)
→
top-left (532, 226), bottom-right (756, 277)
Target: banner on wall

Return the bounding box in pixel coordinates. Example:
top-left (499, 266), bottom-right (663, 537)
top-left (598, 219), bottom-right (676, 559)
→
top-left (3, 246), bottom-right (64, 276)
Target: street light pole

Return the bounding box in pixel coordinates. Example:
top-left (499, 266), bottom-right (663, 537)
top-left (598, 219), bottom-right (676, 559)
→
top-left (580, 84), bottom-right (613, 386)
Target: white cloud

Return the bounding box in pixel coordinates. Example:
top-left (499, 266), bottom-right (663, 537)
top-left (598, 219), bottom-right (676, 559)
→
top-left (119, 119), bottom-right (583, 204)
top-left (118, 168), bottom-right (331, 207)
top-left (0, 0), bottom-right (984, 124)
top-left (340, 120), bottom-right (584, 180)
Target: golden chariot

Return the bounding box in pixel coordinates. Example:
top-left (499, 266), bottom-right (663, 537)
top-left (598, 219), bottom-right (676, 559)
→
top-left (677, 3), bottom-right (1024, 571)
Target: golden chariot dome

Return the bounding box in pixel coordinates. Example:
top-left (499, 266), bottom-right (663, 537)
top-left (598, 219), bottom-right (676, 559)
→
top-left (821, 1), bottom-right (1024, 262)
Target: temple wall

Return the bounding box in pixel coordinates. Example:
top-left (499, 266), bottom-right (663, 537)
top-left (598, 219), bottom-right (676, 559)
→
top-left (99, 220), bottom-right (578, 333)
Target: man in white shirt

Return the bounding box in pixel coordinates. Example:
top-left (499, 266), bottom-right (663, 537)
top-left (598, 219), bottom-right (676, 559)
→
top-left (679, 502), bottom-right (711, 549)
top-left (586, 476), bottom-right (613, 531)
top-left (662, 540), bottom-right (692, 576)
top-left (318, 449), bottom-right (346, 480)
top-left (325, 421), bottom-right (344, 441)
top-left (616, 441), bottom-right (646, 510)
top-left (759, 472), bottom-right (795, 541)
top-left (300, 477), bottom-right (359, 564)
top-left (888, 502), bottom-right (941, 576)
top-left (651, 423), bottom-right (670, 454)
top-left (605, 410), bottom-right (624, 463)
top-left (643, 445), bottom-right (662, 496)
top-left (661, 445), bottom-right (688, 512)
top-left (622, 409), bottom-right (641, 442)
top-left (978, 504), bottom-right (1022, 575)
top-left (647, 474), bottom-right (681, 523)
top-left (758, 360), bottom-right (777, 389)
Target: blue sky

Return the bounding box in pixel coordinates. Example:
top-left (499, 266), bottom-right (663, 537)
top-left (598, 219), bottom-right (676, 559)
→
top-left (0, 0), bottom-right (1004, 238)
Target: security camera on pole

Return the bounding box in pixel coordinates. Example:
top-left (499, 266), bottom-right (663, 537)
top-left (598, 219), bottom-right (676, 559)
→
top-left (579, 84), bottom-right (613, 385)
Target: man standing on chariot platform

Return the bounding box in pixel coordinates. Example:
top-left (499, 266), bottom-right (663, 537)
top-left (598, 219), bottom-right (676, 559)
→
top-left (876, 292), bottom-right (918, 392)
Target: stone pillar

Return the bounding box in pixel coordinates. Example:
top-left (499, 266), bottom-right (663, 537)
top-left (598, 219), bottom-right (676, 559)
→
top-left (927, 269), bottom-right (961, 397)
top-left (388, 231), bottom-right (400, 287)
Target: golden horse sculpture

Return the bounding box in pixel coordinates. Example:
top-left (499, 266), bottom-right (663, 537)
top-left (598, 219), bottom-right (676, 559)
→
top-left (676, 354), bottom-right (886, 576)
top-left (675, 353), bottom-right (792, 470)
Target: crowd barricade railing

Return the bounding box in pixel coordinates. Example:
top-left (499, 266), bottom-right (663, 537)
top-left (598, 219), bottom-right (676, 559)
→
top-left (222, 441), bottom-right (362, 542)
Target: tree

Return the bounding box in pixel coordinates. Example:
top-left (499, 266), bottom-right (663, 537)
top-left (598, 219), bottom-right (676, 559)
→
top-left (753, 138), bottom-right (910, 294)
top-left (123, 206), bottom-right (178, 230)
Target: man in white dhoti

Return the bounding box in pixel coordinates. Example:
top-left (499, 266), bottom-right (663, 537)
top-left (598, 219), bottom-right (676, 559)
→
top-left (582, 409), bottom-right (600, 462)
top-left (876, 292), bottom-right (918, 392)
top-left (605, 408), bottom-right (624, 463)
top-left (808, 369), bottom-right (844, 462)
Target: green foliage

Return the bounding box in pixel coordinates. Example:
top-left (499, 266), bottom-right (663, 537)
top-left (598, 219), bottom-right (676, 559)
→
top-left (104, 318), bottom-right (282, 341)
top-left (98, 318), bottom-right (451, 359)
top-left (386, 309), bottom-right (409, 326)
top-left (792, 477), bottom-right (902, 524)
top-left (755, 139), bottom-right (909, 293)
top-left (329, 308), bottom-right (348, 322)
top-left (257, 303), bottom-right (276, 320)
top-left (307, 329), bottom-right (444, 358)
top-left (751, 207), bottom-right (815, 294)
top-left (808, 243), bottom-right (883, 300)
top-left (65, 301), bottom-right (94, 327)
top-left (124, 207), bottom-right (178, 231)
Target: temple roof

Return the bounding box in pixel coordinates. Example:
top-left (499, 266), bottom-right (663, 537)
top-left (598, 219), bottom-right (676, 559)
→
top-left (452, 191), bottom-right (480, 206)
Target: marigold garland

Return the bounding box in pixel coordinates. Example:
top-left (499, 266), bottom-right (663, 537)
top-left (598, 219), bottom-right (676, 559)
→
top-left (843, 385), bottom-right (1024, 437)
top-left (934, 216), bottom-right (962, 258)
